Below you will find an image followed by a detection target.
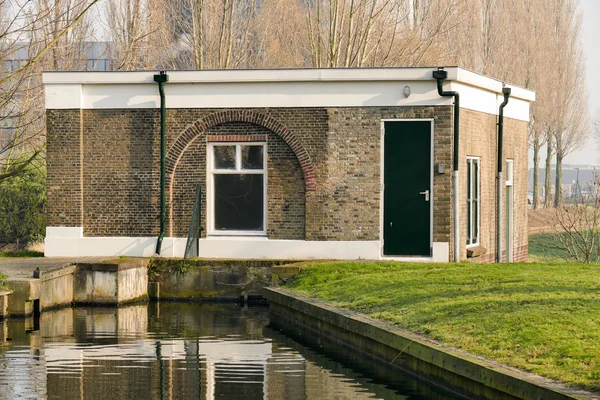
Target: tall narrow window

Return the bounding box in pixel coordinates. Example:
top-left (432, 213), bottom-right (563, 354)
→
top-left (467, 157), bottom-right (480, 246)
top-left (208, 143), bottom-right (266, 235)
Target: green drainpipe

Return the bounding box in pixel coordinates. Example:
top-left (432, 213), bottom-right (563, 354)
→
top-left (496, 86), bottom-right (511, 262)
top-left (154, 71), bottom-right (168, 255)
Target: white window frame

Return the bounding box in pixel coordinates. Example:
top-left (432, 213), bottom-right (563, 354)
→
top-left (466, 156), bottom-right (480, 247)
top-left (207, 142), bottom-right (267, 236)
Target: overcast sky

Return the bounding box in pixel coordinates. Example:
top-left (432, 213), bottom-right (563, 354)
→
top-left (560, 0), bottom-right (600, 165)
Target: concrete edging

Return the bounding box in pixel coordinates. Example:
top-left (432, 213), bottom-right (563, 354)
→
top-left (265, 287), bottom-right (597, 400)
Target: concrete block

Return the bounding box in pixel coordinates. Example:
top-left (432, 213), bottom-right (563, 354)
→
top-left (5, 279), bottom-right (40, 317)
top-left (39, 266), bottom-right (75, 311)
top-left (0, 290), bottom-right (12, 319)
top-left (75, 259), bottom-right (149, 305)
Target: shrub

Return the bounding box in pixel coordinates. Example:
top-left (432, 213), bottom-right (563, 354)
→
top-left (0, 164), bottom-right (46, 248)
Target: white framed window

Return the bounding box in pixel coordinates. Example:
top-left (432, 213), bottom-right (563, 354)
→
top-left (466, 157), bottom-right (480, 246)
top-left (207, 142), bottom-right (267, 236)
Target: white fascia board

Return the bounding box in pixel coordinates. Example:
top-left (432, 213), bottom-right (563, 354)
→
top-left (43, 71), bottom-right (155, 84)
top-left (505, 84), bottom-right (536, 102)
top-left (43, 67), bottom-right (455, 85)
top-left (450, 82), bottom-right (531, 122)
top-left (78, 80), bottom-right (451, 109)
top-left (45, 84), bottom-right (82, 109)
top-left (456, 69), bottom-right (535, 102)
top-left (43, 67), bottom-right (534, 110)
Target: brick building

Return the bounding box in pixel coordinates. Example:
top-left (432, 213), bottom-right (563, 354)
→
top-left (42, 68), bottom-right (534, 261)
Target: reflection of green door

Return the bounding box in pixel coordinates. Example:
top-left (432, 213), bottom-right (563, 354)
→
top-left (383, 121), bottom-right (431, 256)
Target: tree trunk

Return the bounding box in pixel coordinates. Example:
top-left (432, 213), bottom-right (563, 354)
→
top-left (532, 137), bottom-right (540, 209)
top-left (554, 151), bottom-right (563, 207)
top-left (544, 138), bottom-right (553, 208)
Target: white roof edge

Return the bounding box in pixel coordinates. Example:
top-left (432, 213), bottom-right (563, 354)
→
top-left (456, 69), bottom-right (536, 102)
top-left (42, 67), bottom-right (535, 102)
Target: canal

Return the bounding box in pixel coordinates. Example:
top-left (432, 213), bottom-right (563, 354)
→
top-left (0, 303), bottom-right (466, 399)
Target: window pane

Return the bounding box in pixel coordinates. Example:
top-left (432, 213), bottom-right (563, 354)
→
top-left (214, 146), bottom-right (236, 169)
top-left (467, 196), bottom-right (472, 245)
top-left (474, 200), bottom-right (479, 243)
top-left (241, 145), bottom-right (264, 169)
top-left (214, 174), bottom-right (264, 231)
top-left (474, 160), bottom-right (479, 201)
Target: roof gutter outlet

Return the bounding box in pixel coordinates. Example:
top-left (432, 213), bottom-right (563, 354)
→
top-left (496, 86), bottom-right (511, 263)
top-left (433, 68), bottom-right (461, 262)
top-left (154, 71), bottom-right (168, 256)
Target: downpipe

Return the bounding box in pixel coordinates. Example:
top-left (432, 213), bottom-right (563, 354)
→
top-left (496, 86), bottom-right (511, 263)
top-left (433, 68), bottom-right (460, 262)
top-left (154, 71), bottom-right (168, 256)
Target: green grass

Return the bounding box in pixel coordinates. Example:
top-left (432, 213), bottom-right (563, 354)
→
top-left (0, 250), bottom-right (44, 258)
top-left (0, 272), bottom-right (7, 291)
top-left (529, 232), bottom-right (600, 263)
top-left (286, 262), bottom-right (600, 392)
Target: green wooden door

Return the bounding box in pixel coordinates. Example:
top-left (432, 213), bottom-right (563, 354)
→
top-left (383, 121), bottom-right (432, 256)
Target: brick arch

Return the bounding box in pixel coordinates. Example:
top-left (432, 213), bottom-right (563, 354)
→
top-left (165, 110), bottom-right (317, 193)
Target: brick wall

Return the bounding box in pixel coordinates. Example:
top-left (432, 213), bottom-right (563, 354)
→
top-left (460, 109), bottom-right (529, 262)
top-left (81, 109), bottom-right (159, 236)
top-left (47, 109), bottom-right (83, 227)
top-left (46, 104), bottom-right (528, 262)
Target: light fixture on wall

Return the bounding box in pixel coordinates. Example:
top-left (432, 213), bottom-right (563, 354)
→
top-left (403, 86), bottom-right (411, 98)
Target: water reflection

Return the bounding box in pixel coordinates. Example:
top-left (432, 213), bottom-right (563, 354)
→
top-left (0, 303), bottom-right (463, 400)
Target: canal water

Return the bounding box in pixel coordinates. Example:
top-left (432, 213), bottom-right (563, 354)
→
top-left (0, 303), bottom-right (465, 400)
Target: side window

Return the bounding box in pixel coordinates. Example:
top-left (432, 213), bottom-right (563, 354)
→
top-left (467, 157), bottom-right (480, 246)
top-left (208, 143), bottom-right (266, 235)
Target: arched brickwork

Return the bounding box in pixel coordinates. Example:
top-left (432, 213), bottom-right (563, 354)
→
top-left (165, 110), bottom-right (316, 193)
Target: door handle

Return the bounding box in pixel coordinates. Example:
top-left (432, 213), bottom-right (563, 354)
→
top-left (420, 190), bottom-right (430, 202)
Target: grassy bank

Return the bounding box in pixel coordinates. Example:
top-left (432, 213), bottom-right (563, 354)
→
top-left (0, 250), bottom-right (43, 258)
top-left (529, 231), bottom-right (600, 263)
top-left (286, 262), bottom-right (600, 391)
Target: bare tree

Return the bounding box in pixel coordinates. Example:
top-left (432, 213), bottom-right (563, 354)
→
top-left (549, 0), bottom-right (589, 207)
top-left (0, 0), bottom-right (101, 182)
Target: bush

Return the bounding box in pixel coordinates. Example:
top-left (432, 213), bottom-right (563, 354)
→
top-left (0, 165), bottom-right (46, 248)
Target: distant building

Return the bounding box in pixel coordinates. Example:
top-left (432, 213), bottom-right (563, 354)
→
top-left (1, 41), bottom-right (113, 72)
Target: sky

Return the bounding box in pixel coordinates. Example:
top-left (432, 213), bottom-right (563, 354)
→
top-left (560, 0), bottom-right (600, 165)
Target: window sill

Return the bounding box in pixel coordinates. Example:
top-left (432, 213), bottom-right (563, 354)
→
top-left (204, 235), bottom-right (268, 241)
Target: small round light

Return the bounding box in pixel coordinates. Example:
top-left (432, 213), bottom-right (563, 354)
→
top-left (403, 85), bottom-right (411, 98)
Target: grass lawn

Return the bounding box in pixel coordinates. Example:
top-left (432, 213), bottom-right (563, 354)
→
top-left (0, 250), bottom-right (44, 258)
top-left (286, 262), bottom-right (600, 392)
top-left (529, 231), bottom-right (600, 263)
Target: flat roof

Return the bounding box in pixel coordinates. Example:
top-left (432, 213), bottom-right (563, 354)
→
top-left (43, 67), bottom-right (535, 102)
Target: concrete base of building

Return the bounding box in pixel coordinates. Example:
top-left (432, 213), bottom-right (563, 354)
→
top-left (45, 227), bottom-right (451, 261)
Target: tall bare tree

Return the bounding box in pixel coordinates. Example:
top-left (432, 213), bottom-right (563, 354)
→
top-left (0, 0), bottom-right (100, 182)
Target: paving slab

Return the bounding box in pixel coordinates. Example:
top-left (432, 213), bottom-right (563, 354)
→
top-left (0, 258), bottom-right (107, 279)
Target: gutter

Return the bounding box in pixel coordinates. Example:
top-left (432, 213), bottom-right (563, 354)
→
top-left (154, 71), bottom-right (168, 255)
top-left (496, 87), bottom-right (511, 263)
top-left (433, 68), bottom-right (461, 262)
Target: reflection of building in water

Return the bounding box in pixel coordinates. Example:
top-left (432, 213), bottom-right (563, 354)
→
top-left (1, 304), bottom-right (419, 400)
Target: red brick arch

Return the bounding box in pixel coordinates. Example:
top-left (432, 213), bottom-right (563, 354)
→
top-left (165, 110), bottom-right (317, 193)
